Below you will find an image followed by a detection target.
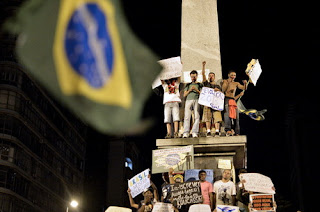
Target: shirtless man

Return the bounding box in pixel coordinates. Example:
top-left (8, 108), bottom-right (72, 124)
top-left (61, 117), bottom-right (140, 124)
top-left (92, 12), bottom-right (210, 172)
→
top-left (222, 71), bottom-right (247, 136)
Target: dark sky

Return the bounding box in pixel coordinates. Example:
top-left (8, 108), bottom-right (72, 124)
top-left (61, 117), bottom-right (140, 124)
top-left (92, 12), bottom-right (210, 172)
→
top-left (119, 0), bottom-right (319, 211)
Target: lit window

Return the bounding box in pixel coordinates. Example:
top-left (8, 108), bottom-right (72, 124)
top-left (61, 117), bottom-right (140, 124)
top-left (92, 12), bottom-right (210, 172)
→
top-left (125, 157), bottom-right (133, 170)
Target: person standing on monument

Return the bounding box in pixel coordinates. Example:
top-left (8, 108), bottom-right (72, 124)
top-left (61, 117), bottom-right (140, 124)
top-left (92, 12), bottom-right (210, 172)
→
top-left (213, 169), bottom-right (237, 208)
top-left (201, 61), bottom-right (223, 137)
top-left (182, 70), bottom-right (203, 138)
top-left (222, 71), bottom-right (247, 136)
top-left (162, 77), bottom-right (181, 139)
top-left (199, 170), bottom-right (214, 210)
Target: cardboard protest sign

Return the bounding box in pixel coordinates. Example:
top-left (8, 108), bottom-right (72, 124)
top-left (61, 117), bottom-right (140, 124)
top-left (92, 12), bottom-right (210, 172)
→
top-left (105, 206), bottom-right (132, 212)
top-left (198, 87), bottom-right (224, 111)
top-left (240, 173), bottom-right (275, 194)
top-left (218, 159), bottom-right (232, 169)
top-left (216, 205), bottom-right (239, 212)
top-left (188, 204), bottom-right (211, 212)
top-left (128, 169), bottom-right (150, 198)
top-left (170, 181), bottom-right (202, 207)
top-left (246, 59), bottom-right (262, 86)
top-left (152, 145), bottom-right (194, 174)
top-left (249, 194), bottom-right (275, 211)
top-left (184, 169), bottom-right (214, 184)
top-left (152, 202), bottom-right (174, 212)
top-left (158, 57), bottom-right (182, 80)
top-left (183, 69), bottom-right (210, 83)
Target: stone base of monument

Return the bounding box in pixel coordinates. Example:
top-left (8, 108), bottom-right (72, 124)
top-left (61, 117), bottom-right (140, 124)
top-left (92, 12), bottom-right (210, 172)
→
top-left (156, 136), bottom-right (247, 180)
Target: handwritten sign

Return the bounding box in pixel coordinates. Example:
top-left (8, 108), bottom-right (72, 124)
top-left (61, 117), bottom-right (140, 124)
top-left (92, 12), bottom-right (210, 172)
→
top-left (128, 169), bottom-right (150, 198)
top-left (152, 145), bottom-right (194, 174)
top-left (198, 87), bottom-right (224, 111)
top-left (240, 173), bottom-right (275, 194)
top-left (216, 205), bottom-right (239, 212)
top-left (184, 169), bottom-right (214, 184)
top-left (218, 159), bottom-right (232, 169)
top-left (152, 203), bottom-right (174, 212)
top-left (158, 57), bottom-right (182, 80)
top-left (247, 59), bottom-right (262, 86)
top-left (170, 181), bottom-right (203, 207)
top-left (249, 194), bottom-right (275, 211)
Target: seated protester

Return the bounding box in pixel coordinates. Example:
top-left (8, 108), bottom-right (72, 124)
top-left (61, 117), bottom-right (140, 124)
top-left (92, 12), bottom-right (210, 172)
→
top-left (161, 172), bottom-right (172, 203)
top-left (128, 176), bottom-right (159, 211)
top-left (162, 77), bottom-right (181, 139)
top-left (213, 169), bottom-right (236, 208)
top-left (138, 187), bottom-right (157, 212)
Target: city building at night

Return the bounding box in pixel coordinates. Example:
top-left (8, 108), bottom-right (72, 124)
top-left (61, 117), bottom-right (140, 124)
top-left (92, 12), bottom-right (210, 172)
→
top-left (0, 31), bottom-right (87, 212)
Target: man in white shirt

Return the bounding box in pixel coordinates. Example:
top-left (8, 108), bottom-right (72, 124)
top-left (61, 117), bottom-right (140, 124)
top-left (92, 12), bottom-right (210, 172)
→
top-left (213, 169), bottom-right (236, 208)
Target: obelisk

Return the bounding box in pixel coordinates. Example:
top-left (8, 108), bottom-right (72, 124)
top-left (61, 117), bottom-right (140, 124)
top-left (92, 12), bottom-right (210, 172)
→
top-left (181, 0), bottom-right (222, 81)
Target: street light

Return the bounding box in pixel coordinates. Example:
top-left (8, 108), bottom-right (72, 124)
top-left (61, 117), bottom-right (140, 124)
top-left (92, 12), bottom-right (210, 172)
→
top-left (66, 200), bottom-right (79, 212)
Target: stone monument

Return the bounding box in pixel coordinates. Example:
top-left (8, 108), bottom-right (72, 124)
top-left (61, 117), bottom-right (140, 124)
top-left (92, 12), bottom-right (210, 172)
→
top-left (181, 0), bottom-right (222, 82)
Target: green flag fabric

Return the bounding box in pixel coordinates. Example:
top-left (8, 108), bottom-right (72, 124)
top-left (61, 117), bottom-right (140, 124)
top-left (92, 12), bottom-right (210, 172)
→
top-left (6, 0), bottom-right (161, 134)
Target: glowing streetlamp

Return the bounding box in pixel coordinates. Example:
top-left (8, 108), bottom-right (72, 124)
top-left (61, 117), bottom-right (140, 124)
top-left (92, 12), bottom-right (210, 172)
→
top-left (66, 200), bottom-right (79, 212)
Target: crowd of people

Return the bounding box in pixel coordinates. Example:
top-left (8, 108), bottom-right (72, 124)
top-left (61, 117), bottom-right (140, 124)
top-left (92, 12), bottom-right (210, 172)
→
top-left (160, 61), bottom-right (248, 139)
top-left (127, 169), bottom-right (276, 212)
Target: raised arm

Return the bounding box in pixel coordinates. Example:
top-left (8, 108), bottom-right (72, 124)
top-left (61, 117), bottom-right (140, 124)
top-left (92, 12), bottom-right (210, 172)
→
top-left (127, 188), bottom-right (139, 209)
top-left (168, 168), bottom-right (175, 184)
top-left (237, 80), bottom-right (248, 90)
top-left (202, 61), bottom-right (207, 82)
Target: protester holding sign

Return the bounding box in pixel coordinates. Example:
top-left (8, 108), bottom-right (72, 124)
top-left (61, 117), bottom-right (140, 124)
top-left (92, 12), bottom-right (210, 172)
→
top-left (162, 77), bottom-right (181, 139)
top-left (213, 169), bottom-right (236, 208)
top-left (201, 61), bottom-right (223, 137)
top-left (183, 70), bottom-right (203, 138)
top-left (222, 71), bottom-right (247, 136)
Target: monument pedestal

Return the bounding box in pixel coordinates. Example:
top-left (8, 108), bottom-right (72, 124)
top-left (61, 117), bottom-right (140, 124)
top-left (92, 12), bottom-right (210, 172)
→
top-left (156, 136), bottom-right (247, 180)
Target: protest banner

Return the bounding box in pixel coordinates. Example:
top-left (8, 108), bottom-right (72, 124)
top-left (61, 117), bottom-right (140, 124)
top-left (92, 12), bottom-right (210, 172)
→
top-left (152, 202), bottom-right (174, 212)
top-left (152, 57), bottom-right (182, 88)
top-left (216, 205), bottom-right (239, 212)
top-left (128, 169), bottom-right (150, 198)
top-left (198, 87), bottom-right (224, 111)
top-left (183, 69), bottom-right (211, 83)
top-left (170, 181), bottom-right (203, 207)
top-left (218, 159), bottom-right (232, 169)
top-left (158, 57), bottom-right (182, 80)
top-left (188, 204), bottom-right (211, 212)
top-left (246, 59), bottom-right (262, 86)
top-left (184, 169), bottom-right (214, 183)
top-left (249, 194), bottom-right (275, 211)
top-left (152, 145), bottom-right (194, 174)
top-left (239, 173), bottom-right (275, 194)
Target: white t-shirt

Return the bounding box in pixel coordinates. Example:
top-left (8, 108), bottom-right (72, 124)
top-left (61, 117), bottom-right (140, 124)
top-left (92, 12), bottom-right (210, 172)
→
top-left (213, 180), bottom-right (236, 205)
top-left (162, 82), bottom-right (181, 104)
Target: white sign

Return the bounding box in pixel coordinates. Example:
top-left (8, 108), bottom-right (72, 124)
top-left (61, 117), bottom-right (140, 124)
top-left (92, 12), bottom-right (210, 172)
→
top-left (218, 159), bottom-right (232, 169)
top-left (216, 205), bottom-right (239, 212)
top-left (152, 145), bottom-right (194, 174)
top-left (158, 57), bottom-right (182, 80)
top-left (240, 173), bottom-right (275, 194)
top-left (188, 204), bottom-right (211, 212)
top-left (105, 206), bottom-right (132, 212)
top-left (152, 203), bottom-right (174, 212)
top-left (128, 169), bottom-right (150, 198)
top-left (198, 87), bottom-right (224, 111)
top-left (247, 59), bottom-right (262, 86)
top-left (183, 69), bottom-right (211, 83)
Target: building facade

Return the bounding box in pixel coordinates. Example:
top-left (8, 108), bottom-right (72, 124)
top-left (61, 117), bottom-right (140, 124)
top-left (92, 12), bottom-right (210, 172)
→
top-left (0, 25), bottom-right (87, 212)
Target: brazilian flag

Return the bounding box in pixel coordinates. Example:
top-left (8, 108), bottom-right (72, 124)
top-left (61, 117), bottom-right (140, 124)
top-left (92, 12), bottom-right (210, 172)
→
top-left (6, 0), bottom-right (161, 134)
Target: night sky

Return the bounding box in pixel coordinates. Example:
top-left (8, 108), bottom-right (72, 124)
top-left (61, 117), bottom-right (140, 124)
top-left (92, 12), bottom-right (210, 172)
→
top-left (118, 0), bottom-right (319, 211)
